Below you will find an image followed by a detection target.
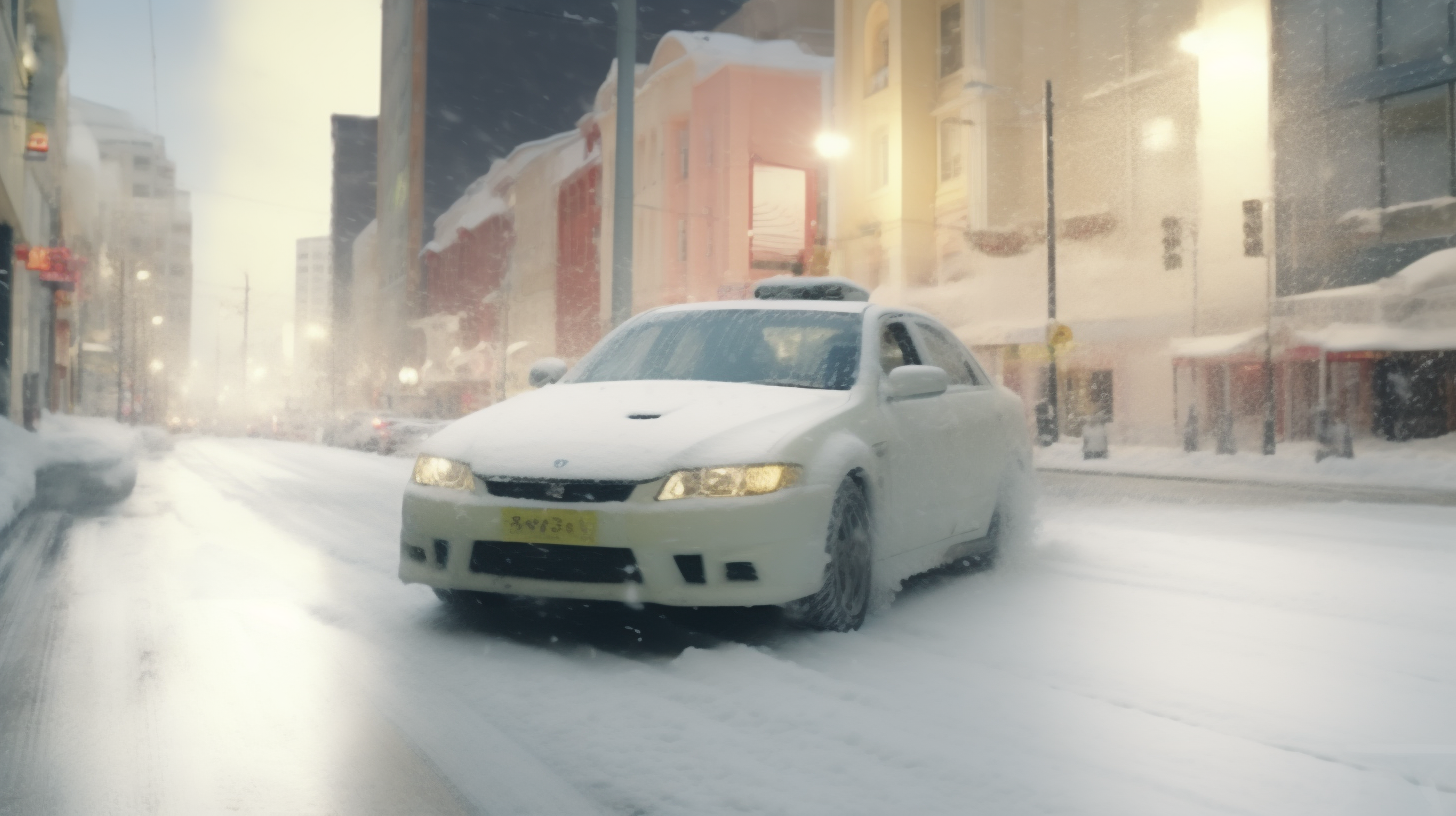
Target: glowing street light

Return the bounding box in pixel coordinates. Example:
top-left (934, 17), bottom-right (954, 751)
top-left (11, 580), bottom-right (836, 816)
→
top-left (398, 366), bottom-right (420, 386)
top-left (136, 269), bottom-right (151, 281)
top-left (814, 131), bottom-right (851, 159)
top-left (304, 323), bottom-right (328, 340)
top-left (151, 315), bottom-right (164, 326)
top-left (149, 358), bottom-right (164, 373)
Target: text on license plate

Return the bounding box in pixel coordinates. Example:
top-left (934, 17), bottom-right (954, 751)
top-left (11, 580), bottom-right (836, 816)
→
top-left (500, 507), bottom-right (598, 546)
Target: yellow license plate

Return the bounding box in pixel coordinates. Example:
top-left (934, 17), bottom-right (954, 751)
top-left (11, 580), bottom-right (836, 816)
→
top-left (499, 507), bottom-right (598, 546)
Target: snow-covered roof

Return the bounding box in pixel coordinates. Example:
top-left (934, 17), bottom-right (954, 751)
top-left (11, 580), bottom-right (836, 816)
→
top-left (650, 31), bottom-right (832, 81)
top-left (1295, 322), bottom-right (1456, 352)
top-left (1169, 327), bottom-right (1266, 359)
top-left (1380, 245), bottom-right (1456, 296)
top-left (429, 130), bottom-right (582, 254)
top-left (596, 31), bottom-right (831, 112)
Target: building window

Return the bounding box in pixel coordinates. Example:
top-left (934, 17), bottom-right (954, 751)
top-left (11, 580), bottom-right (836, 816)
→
top-left (678, 127), bottom-right (689, 179)
top-left (940, 3), bottom-right (963, 78)
top-left (706, 208), bottom-right (713, 256)
top-left (866, 4), bottom-right (890, 95)
top-left (705, 125), bottom-right (714, 167)
top-left (871, 128), bottom-right (890, 189)
top-left (1380, 0), bottom-right (1449, 65)
top-left (677, 219), bottom-right (687, 261)
top-left (939, 119), bottom-right (963, 182)
top-left (1381, 85), bottom-right (1452, 207)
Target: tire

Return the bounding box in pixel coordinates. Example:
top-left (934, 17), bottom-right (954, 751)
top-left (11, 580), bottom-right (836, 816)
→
top-left (791, 478), bottom-right (873, 632)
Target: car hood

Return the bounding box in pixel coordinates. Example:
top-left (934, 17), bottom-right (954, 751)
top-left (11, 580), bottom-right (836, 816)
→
top-left (422, 379), bottom-right (852, 481)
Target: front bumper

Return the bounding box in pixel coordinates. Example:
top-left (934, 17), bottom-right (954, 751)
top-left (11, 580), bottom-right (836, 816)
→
top-left (398, 479), bottom-right (835, 606)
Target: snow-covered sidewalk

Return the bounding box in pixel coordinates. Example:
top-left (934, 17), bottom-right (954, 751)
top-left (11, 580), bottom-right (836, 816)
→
top-left (1036, 434), bottom-right (1456, 493)
top-left (0, 413), bottom-right (148, 531)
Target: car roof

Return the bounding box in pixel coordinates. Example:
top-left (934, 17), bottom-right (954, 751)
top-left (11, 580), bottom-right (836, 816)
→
top-left (646, 298), bottom-right (875, 317)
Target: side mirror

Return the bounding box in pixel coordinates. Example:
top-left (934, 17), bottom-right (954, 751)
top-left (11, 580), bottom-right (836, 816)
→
top-left (887, 365), bottom-right (949, 400)
top-left (528, 357), bottom-right (568, 388)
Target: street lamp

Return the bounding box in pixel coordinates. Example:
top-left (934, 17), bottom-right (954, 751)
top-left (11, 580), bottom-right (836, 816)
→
top-left (136, 269), bottom-right (151, 281)
top-left (151, 315), bottom-right (164, 326)
top-left (398, 366), bottom-right (420, 386)
top-left (149, 358), bottom-right (164, 373)
top-left (814, 131), bottom-right (851, 159)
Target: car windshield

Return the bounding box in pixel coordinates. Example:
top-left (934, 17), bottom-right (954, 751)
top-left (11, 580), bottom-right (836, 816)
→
top-left (567, 309), bottom-right (862, 390)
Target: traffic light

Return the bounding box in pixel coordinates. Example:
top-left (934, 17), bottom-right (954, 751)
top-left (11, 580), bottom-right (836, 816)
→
top-left (1161, 216), bottom-right (1182, 270)
top-left (1242, 199), bottom-right (1264, 257)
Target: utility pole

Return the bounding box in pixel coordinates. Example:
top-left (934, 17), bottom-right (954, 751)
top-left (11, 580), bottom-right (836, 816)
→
top-left (116, 259), bottom-right (126, 421)
top-left (610, 0), bottom-right (636, 327)
top-left (1043, 80), bottom-right (1060, 444)
top-left (1262, 200), bottom-right (1276, 455)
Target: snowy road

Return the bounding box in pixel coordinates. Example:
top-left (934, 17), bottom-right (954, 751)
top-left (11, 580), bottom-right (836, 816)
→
top-left (2, 437), bottom-right (1454, 816)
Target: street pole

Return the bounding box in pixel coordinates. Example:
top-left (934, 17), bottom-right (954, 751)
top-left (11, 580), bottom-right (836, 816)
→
top-left (1044, 80), bottom-right (1060, 444)
top-left (1262, 199), bottom-right (1276, 455)
top-left (116, 260), bottom-right (126, 421)
top-left (610, 0), bottom-right (635, 328)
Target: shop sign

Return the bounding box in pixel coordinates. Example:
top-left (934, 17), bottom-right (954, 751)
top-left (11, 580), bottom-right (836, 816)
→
top-left (25, 120), bottom-right (48, 156)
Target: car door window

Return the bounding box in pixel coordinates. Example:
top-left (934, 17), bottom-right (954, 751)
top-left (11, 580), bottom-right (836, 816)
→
top-left (914, 322), bottom-right (980, 386)
top-left (879, 320), bottom-right (922, 374)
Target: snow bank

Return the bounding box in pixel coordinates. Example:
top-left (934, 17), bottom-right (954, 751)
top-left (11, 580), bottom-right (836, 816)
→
top-left (1035, 434), bottom-right (1456, 492)
top-left (0, 417), bottom-right (40, 531)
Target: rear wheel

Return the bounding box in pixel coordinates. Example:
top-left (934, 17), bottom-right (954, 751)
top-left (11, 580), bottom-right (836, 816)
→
top-left (791, 479), bottom-right (872, 632)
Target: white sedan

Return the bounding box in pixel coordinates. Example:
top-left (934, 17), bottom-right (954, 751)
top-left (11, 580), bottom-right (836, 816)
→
top-left (400, 278), bottom-right (1030, 631)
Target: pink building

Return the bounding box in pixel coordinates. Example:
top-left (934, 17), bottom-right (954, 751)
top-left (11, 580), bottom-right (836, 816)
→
top-left (595, 32), bottom-right (832, 311)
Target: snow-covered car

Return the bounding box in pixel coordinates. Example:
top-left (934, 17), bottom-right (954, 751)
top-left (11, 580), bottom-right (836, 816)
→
top-left (399, 277), bottom-right (1030, 631)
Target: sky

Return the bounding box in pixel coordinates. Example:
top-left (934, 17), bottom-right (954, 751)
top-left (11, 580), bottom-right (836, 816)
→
top-left (68, 0), bottom-right (381, 409)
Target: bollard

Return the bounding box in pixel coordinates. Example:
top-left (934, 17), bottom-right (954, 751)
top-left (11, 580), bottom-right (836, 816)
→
top-left (1082, 414), bottom-right (1109, 460)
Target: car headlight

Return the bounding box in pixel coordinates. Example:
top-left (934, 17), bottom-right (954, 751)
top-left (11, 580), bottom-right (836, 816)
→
top-left (412, 455), bottom-right (475, 490)
top-left (657, 464), bottom-right (802, 500)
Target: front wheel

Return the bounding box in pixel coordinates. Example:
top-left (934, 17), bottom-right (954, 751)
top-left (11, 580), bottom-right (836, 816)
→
top-left (789, 479), bottom-right (873, 632)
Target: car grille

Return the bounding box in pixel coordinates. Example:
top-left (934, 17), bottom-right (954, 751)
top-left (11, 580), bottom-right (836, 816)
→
top-left (482, 479), bottom-right (637, 503)
top-left (469, 540), bottom-right (643, 583)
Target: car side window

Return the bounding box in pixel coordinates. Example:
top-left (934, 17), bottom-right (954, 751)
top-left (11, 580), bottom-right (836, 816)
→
top-left (914, 322), bottom-right (981, 386)
top-left (879, 321), bottom-right (922, 374)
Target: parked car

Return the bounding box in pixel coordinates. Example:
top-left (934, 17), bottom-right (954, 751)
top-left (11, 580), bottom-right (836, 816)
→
top-left (399, 277), bottom-right (1030, 631)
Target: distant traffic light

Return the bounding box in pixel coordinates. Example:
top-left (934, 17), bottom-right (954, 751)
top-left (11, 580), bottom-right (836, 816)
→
top-left (1242, 199), bottom-right (1264, 257)
top-left (1161, 216), bottom-right (1182, 270)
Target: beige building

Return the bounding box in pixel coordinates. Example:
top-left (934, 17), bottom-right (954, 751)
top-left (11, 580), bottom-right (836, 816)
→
top-left (830, 0), bottom-right (1274, 445)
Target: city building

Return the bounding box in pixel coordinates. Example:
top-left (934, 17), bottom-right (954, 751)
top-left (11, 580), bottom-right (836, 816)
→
top-left (0, 0), bottom-right (68, 427)
top-left (829, 0), bottom-right (1273, 446)
top-left (1269, 0), bottom-right (1456, 439)
top-left (293, 236), bottom-right (330, 411)
top-left (329, 114), bottom-right (377, 410)
top-left (67, 99), bottom-right (194, 425)
top-left (595, 31), bottom-right (831, 311)
top-left (368, 0), bottom-right (745, 412)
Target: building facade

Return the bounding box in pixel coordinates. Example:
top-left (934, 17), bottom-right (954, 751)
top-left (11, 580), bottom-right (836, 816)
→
top-left (0, 0), bottom-right (67, 427)
top-left (67, 99), bottom-right (194, 425)
top-left (329, 114), bottom-right (377, 411)
top-left (830, 0), bottom-right (1274, 446)
top-left (1270, 0), bottom-right (1456, 439)
top-left (293, 236), bottom-right (330, 411)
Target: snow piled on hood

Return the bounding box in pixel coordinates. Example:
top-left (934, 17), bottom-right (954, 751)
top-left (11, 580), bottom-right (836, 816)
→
top-left (422, 379), bottom-right (850, 481)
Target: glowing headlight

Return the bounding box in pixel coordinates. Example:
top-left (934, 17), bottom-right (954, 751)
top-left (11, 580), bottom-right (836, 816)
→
top-left (657, 464), bottom-right (802, 500)
top-left (412, 456), bottom-right (476, 491)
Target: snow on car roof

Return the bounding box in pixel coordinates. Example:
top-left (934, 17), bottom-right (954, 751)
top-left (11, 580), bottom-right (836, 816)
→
top-left (645, 298), bottom-right (874, 317)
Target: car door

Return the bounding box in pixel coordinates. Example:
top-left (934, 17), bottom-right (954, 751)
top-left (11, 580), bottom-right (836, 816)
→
top-left (876, 317), bottom-right (960, 553)
top-left (911, 319), bottom-right (1004, 539)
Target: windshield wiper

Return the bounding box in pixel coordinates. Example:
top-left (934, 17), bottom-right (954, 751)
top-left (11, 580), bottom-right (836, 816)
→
top-left (749, 380), bottom-right (827, 390)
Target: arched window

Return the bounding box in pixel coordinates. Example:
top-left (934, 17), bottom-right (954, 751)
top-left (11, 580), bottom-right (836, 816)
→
top-left (866, 3), bottom-right (890, 95)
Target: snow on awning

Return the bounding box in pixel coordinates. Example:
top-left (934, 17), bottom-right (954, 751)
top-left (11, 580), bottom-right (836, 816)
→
top-left (1295, 322), bottom-right (1456, 352)
top-left (1168, 327), bottom-right (1265, 359)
